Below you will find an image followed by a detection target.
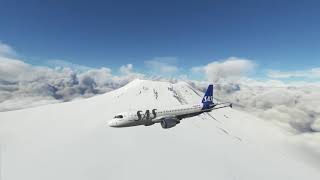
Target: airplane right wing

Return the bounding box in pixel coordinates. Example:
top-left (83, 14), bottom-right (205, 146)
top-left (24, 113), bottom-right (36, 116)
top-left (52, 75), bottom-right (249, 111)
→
top-left (211, 102), bottom-right (232, 110)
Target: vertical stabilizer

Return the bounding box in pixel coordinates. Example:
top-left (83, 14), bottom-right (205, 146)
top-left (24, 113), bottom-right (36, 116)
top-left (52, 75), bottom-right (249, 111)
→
top-left (201, 85), bottom-right (214, 109)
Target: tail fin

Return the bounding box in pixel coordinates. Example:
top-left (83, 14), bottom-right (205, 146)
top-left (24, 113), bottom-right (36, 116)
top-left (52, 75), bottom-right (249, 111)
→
top-left (201, 84), bottom-right (214, 109)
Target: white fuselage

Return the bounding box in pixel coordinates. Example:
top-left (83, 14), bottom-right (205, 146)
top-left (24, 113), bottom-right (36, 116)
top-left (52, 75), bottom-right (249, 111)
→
top-left (108, 103), bottom-right (210, 128)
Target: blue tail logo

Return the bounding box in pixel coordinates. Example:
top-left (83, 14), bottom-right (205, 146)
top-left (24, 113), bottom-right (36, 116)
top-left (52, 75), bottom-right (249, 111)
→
top-left (202, 84), bottom-right (214, 110)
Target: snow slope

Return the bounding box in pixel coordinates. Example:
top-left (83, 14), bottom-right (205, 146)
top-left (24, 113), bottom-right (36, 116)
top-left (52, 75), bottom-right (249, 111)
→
top-left (0, 79), bottom-right (319, 180)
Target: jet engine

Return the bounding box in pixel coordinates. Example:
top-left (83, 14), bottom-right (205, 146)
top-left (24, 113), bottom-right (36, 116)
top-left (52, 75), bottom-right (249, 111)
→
top-left (160, 118), bottom-right (180, 129)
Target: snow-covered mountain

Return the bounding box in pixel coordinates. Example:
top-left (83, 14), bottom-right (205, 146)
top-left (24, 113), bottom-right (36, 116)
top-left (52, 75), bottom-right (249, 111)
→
top-left (0, 79), bottom-right (319, 180)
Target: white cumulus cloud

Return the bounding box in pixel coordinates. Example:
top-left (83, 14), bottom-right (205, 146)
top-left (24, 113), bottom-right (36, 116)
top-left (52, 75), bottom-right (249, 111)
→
top-left (145, 57), bottom-right (178, 74)
top-left (0, 43), bottom-right (145, 111)
top-left (0, 41), bottom-right (16, 57)
top-left (191, 57), bottom-right (256, 82)
top-left (119, 64), bottom-right (134, 74)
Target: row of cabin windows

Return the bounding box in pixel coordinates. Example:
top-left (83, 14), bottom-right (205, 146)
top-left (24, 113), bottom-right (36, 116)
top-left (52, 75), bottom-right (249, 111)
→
top-left (161, 108), bottom-right (194, 113)
top-left (125, 107), bottom-right (197, 117)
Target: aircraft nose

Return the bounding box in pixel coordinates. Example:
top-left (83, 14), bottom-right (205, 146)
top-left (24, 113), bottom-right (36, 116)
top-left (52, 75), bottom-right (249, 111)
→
top-left (108, 120), bottom-right (117, 127)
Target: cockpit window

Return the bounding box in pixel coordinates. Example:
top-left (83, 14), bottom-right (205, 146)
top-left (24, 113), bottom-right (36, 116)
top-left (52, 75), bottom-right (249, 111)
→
top-left (114, 115), bottom-right (123, 118)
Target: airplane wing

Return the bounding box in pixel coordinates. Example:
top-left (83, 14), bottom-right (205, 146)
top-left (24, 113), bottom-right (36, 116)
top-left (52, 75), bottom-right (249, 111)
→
top-left (211, 102), bottom-right (233, 110)
top-left (152, 103), bottom-right (232, 122)
top-left (151, 115), bottom-right (178, 123)
top-left (176, 111), bottom-right (203, 120)
top-left (176, 102), bottom-right (232, 120)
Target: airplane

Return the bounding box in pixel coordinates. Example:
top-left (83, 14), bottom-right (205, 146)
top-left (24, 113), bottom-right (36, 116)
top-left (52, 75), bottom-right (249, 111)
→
top-left (108, 84), bottom-right (232, 129)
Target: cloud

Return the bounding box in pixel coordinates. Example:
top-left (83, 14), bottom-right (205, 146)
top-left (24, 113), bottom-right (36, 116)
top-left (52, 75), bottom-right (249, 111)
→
top-left (192, 57), bottom-right (256, 82)
top-left (118, 64), bottom-right (145, 84)
top-left (46, 59), bottom-right (92, 72)
top-left (0, 41), bottom-right (16, 57)
top-left (0, 56), bottom-right (31, 82)
top-left (119, 64), bottom-right (134, 74)
top-left (0, 58), bottom-right (143, 111)
top-left (267, 68), bottom-right (320, 79)
top-left (144, 57), bottom-right (178, 74)
top-left (196, 80), bottom-right (320, 133)
top-left (189, 79), bottom-right (320, 160)
top-left (0, 43), bottom-right (145, 111)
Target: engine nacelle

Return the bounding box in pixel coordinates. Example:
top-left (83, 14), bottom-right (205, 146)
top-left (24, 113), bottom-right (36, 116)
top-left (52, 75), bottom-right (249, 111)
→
top-left (160, 118), bottom-right (180, 129)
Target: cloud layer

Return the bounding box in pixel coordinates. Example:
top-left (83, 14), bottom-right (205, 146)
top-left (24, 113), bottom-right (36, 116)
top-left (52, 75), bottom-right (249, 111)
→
top-left (267, 68), bottom-right (320, 79)
top-left (1, 42), bottom-right (320, 161)
top-left (189, 80), bottom-right (320, 161)
top-left (0, 44), bottom-right (144, 111)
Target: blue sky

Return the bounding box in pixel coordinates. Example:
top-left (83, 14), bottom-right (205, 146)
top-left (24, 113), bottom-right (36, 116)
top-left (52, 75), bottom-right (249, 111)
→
top-left (0, 0), bottom-right (320, 79)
